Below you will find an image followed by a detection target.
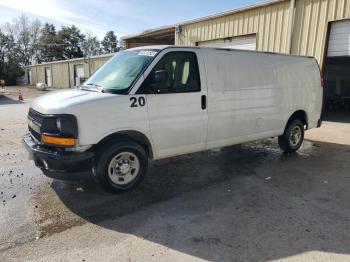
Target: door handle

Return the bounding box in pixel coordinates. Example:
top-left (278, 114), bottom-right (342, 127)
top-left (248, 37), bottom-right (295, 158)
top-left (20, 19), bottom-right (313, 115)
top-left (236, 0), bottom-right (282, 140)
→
top-left (201, 95), bottom-right (206, 110)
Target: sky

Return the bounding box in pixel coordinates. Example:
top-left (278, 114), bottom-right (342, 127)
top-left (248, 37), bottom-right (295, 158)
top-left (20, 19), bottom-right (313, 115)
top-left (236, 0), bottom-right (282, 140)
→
top-left (0, 0), bottom-right (263, 39)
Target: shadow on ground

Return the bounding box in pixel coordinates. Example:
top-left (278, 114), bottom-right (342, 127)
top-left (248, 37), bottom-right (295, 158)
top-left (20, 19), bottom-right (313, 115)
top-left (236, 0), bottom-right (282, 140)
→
top-left (43, 139), bottom-right (350, 261)
top-left (0, 95), bottom-right (22, 105)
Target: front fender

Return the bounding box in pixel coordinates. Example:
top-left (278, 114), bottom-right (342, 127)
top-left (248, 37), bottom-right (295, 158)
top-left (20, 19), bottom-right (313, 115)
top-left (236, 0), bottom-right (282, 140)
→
top-left (93, 128), bottom-right (155, 158)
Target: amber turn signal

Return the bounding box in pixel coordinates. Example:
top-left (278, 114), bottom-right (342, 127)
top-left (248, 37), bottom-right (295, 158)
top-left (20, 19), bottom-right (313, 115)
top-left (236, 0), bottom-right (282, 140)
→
top-left (41, 135), bottom-right (76, 147)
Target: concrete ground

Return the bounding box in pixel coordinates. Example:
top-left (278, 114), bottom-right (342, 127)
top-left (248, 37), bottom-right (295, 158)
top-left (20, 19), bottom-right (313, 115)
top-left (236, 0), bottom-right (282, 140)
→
top-left (0, 86), bottom-right (350, 262)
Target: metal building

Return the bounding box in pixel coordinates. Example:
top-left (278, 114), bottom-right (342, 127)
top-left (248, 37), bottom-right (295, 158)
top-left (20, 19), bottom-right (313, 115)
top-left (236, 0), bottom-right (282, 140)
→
top-left (25, 53), bottom-right (114, 88)
top-left (123, 0), bottom-right (350, 110)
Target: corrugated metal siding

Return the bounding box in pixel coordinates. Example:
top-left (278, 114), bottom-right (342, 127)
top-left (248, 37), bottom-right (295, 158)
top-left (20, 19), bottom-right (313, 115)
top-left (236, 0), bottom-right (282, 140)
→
top-left (36, 65), bottom-right (46, 84)
top-left (176, 0), bottom-right (350, 67)
top-left (292, 0), bottom-right (350, 65)
top-left (175, 1), bottom-right (291, 54)
top-left (90, 56), bottom-right (112, 74)
top-left (52, 63), bottom-right (70, 88)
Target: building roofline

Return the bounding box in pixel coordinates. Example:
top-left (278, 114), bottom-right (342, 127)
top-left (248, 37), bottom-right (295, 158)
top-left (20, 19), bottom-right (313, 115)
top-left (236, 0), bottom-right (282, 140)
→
top-left (122, 25), bottom-right (175, 40)
top-left (25, 52), bottom-right (116, 68)
top-left (177, 0), bottom-right (287, 26)
top-left (122, 0), bottom-right (286, 41)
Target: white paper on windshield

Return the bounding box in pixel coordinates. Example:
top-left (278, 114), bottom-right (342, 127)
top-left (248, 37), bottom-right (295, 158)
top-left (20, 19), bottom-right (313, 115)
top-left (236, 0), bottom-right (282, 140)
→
top-left (138, 50), bottom-right (157, 57)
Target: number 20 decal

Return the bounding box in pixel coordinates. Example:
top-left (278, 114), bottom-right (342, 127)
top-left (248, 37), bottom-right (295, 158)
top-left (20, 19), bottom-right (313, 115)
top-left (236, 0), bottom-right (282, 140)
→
top-left (130, 96), bottom-right (146, 107)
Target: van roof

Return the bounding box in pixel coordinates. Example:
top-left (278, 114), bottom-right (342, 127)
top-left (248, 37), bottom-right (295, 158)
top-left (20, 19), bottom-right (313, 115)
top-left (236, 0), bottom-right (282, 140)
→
top-left (129, 45), bottom-right (315, 60)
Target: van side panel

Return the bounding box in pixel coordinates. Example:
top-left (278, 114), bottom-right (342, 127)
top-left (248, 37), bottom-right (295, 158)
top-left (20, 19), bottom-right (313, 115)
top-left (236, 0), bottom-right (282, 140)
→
top-left (202, 49), bottom-right (322, 149)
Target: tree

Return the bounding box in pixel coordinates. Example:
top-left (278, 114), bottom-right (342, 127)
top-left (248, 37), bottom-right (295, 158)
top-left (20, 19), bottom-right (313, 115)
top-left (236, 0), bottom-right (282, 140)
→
top-left (57, 25), bottom-right (85, 59)
top-left (0, 30), bottom-right (23, 85)
top-left (37, 23), bottom-right (62, 62)
top-left (0, 30), bottom-right (14, 77)
top-left (2, 55), bottom-right (23, 85)
top-left (101, 31), bottom-right (118, 54)
top-left (3, 14), bottom-right (41, 65)
top-left (82, 33), bottom-right (101, 57)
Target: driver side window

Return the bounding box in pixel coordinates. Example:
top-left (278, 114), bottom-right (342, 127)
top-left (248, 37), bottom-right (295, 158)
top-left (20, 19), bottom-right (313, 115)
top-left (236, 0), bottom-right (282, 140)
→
top-left (138, 51), bottom-right (201, 94)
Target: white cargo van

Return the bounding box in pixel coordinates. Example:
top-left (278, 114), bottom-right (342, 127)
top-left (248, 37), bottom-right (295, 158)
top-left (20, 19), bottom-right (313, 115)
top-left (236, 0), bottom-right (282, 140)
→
top-left (23, 46), bottom-right (323, 192)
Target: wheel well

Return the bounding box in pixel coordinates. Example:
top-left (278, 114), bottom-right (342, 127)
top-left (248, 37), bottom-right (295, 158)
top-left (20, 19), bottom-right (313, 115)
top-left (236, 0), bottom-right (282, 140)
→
top-left (93, 131), bottom-right (154, 159)
top-left (287, 110), bottom-right (308, 129)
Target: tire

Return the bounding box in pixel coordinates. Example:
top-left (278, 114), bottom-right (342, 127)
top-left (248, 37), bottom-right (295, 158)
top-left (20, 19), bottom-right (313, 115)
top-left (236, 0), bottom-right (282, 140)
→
top-left (278, 119), bottom-right (305, 153)
top-left (95, 140), bottom-right (148, 193)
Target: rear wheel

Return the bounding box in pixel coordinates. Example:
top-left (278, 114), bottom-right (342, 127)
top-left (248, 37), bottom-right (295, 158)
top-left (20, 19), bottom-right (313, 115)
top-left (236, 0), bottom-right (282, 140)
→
top-left (278, 119), bottom-right (305, 153)
top-left (96, 140), bottom-right (148, 193)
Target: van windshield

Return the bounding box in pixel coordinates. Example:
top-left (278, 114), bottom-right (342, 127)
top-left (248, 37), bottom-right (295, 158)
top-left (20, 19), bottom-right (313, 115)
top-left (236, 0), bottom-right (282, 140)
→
top-left (83, 49), bottom-right (159, 93)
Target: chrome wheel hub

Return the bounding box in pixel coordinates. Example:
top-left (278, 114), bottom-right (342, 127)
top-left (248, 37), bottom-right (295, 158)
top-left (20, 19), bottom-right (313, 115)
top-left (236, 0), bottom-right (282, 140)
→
top-left (116, 160), bottom-right (131, 175)
top-left (108, 152), bottom-right (140, 185)
top-left (289, 126), bottom-right (302, 146)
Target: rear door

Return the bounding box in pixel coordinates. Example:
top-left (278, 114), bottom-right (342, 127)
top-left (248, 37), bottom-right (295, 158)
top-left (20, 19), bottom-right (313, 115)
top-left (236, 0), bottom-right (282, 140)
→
top-left (136, 49), bottom-right (208, 159)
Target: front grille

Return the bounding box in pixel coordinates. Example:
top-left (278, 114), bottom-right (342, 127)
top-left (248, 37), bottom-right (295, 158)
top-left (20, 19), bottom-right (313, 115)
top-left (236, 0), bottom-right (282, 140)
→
top-left (29, 126), bottom-right (41, 142)
top-left (28, 108), bottom-right (44, 126)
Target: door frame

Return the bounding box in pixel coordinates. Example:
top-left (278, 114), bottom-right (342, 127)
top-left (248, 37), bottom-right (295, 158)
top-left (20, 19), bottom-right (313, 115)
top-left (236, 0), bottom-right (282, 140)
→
top-left (130, 47), bottom-right (209, 159)
top-left (44, 67), bottom-right (52, 87)
top-left (74, 64), bottom-right (85, 86)
top-left (130, 47), bottom-right (208, 95)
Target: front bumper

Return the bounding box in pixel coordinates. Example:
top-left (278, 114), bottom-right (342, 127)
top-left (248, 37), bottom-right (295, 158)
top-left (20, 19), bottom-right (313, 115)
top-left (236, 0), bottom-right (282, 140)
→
top-left (22, 133), bottom-right (94, 180)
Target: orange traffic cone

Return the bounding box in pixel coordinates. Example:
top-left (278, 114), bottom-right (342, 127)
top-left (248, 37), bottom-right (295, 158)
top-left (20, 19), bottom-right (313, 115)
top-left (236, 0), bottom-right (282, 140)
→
top-left (18, 90), bottom-right (24, 102)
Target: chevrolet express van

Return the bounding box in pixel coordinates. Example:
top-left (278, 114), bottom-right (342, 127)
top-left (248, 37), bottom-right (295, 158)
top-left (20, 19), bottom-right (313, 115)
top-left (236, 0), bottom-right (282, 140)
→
top-left (23, 46), bottom-right (323, 193)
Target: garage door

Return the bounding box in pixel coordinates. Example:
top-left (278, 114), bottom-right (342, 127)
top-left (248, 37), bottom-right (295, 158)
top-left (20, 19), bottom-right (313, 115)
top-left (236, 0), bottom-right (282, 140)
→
top-left (74, 65), bottom-right (85, 86)
top-left (328, 20), bottom-right (350, 57)
top-left (197, 35), bottom-right (256, 50)
top-left (45, 67), bottom-right (52, 87)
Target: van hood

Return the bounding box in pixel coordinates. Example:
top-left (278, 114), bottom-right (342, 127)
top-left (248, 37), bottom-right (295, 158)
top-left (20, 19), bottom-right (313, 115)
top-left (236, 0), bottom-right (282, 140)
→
top-left (31, 89), bottom-right (116, 114)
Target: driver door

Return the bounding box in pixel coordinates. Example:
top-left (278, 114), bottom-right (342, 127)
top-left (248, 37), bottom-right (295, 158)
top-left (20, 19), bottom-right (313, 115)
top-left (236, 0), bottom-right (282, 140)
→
top-left (137, 49), bottom-right (208, 159)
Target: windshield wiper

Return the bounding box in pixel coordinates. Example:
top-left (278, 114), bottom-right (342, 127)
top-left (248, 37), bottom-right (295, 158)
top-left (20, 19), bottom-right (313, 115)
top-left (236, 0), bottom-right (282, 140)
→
top-left (84, 83), bottom-right (102, 90)
top-left (102, 88), bottom-right (128, 94)
top-left (86, 83), bottom-right (102, 87)
top-left (77, 84), bottom-right (101, 92)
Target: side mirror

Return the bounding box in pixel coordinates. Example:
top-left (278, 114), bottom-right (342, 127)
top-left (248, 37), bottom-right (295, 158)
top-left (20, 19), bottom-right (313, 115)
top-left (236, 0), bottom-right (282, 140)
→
top-left (154, 70), bottom-right (169, 85)
top-left (147, 70), bottom-right (169, 94)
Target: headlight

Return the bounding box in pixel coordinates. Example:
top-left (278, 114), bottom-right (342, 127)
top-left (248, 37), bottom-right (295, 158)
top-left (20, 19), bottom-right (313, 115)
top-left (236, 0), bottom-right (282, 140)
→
top-left (40, 115), bottom-right (78, 147)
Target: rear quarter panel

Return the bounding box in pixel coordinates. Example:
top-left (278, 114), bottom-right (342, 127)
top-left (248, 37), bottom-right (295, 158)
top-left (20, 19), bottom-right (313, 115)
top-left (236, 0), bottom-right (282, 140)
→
top-left (202, 48), bottom-right (322, 149)
top-left (274, 57), bottom-right (323, 129)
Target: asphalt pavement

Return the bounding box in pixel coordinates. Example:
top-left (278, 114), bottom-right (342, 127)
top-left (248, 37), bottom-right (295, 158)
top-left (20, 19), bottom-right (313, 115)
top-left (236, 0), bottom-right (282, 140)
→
top-left (1, 87), bottom-right (350, 261)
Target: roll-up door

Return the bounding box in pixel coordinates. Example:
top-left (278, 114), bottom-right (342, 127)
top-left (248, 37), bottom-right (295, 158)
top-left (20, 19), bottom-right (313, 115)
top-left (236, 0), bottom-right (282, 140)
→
top-left (197, 35), bottom-right (256, 50)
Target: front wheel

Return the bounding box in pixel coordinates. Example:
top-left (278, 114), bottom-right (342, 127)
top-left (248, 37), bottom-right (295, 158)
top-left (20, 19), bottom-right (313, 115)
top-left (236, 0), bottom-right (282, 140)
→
top-left (278, 119), bottom-right (305, 153)
top-left (96, 140), bottom-right (148, 193)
